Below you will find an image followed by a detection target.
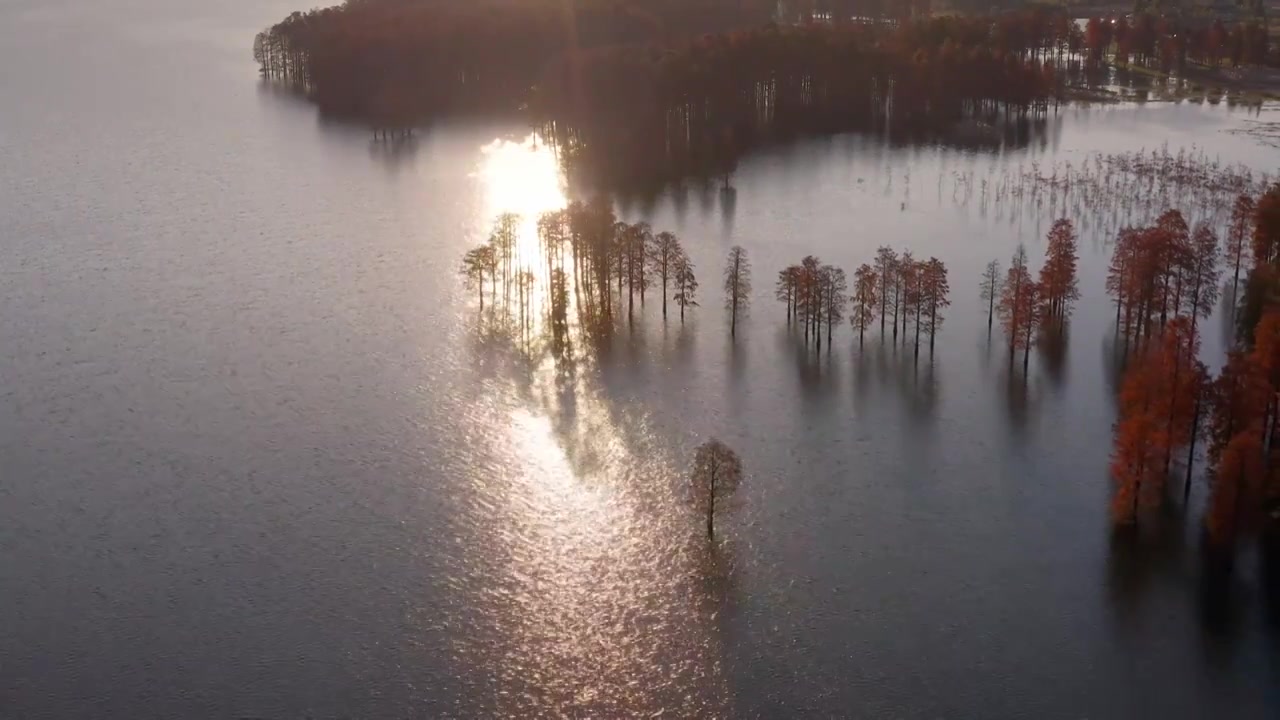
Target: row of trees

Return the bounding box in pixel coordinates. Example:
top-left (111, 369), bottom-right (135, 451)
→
top-left (255, 0), bottom-right (780, 125)
top-left (975, 218), bottom-right (1082, 373)
top-left (775, 250), bottom-right (952, 357)
top-left (1082, 14), bottom-right (1273, 72)
top-left (534, 20), bottom-right (1062, 186)
top-left (1109, 185), bottom-right (1280, 551)
top-left (459, 201), bottom-right (703, 346)
top-left (256, 5), bottom-right (1066, 182)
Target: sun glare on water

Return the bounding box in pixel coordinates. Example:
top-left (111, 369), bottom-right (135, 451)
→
top-left (480, 134), bottom-right (567, 221)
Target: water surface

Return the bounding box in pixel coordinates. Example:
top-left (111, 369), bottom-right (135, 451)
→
top-left (2, 2), bottom-right (1279, 717)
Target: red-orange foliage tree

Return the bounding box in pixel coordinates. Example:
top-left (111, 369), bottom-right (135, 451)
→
top-left (852, 264), bottom-right (878, 347)
top-left (997, 245), bottom-right (1039, 370)
top-left (1253, 184), bottom-right (1280, 267)
top-left (1039, 218), bottom-right (1079, 323)
top-left (1227, 193), bottom-right (1256, 300)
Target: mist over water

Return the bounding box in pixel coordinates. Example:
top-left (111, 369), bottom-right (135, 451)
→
top-left (2, 2), bottom-right (1279, 717)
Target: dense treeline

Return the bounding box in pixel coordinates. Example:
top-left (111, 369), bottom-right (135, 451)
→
top-left (1082, 13), bottom-right (1274, 72)
top-left (257, 4), bottom-right (1070, 180)
top-left (255, 0), bottom-right (780, 127)
top-left (1107, 184), bottom-right (1280, 553)
top-left (533, 18), bottom-right (1063, 184)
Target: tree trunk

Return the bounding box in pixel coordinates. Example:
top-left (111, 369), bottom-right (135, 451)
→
top-left (1184, 396), bottom-right (1201, 503)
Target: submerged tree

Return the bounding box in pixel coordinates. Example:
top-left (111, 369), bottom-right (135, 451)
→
top-left (674, 256), bottom-right (699, 323)
top-left (776, 265), bottom-right (800, 323)
top-left (1038, 218), bottom-right (1079, 323)
top-left (724, 246), bottom-right (752, 338)
top-left (920, 258), bottom-right (951, 357)
top-left (998, 244), bottom-right (1037, 367)
top-left (649, 231), bottom-right (685, 321)
top-left (460, 245), bottom-right (496, 310)
top-left (852, 263), bottom-right (879, 346)
top-left (821, 265), bottom-right (848, 349)
top-left (1226, 193), bottom-right (1255, 301)
top-left (875, 247), bottom-right (898, 336)
top-left (979, 259), bottom-right (1001, 333)
top-left (690, 439), bottom-right (744, 540)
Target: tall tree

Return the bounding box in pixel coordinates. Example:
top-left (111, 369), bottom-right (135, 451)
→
top-left (979, 259), bottom-right (1001, 333)
top-left (460, 246), bottom-right (494, 311)
top-left (998, 244), bottom-right (1034, 364)
top-left (649, 231), bottom-right (683, 320)
top-left (674, 255), bottom-right (699, 323)
top-left (896, 250), bottom-right (916, 345)
top-left (1039, 218), bottom-right (1080, 322)
top-left (1252, 184), bottom-right (1280, 268)
top-left (724, 246), bottom-right (752, 338)
top-left (875, 247), bottom-right (898, 336)
top-left (690, 439), bottom-right (744, 540)
top-left (852, 263), bottom-right (879, 346)
top-left (920, 257), bottom-right (951, 357)
top-left (820, 265), bottom-right (848, 349)
top-left (1181, 224), bottom-right (1221, 349)
top-left (776, 265), bottom-right (801, 323)
top-left (1226, 193), bottom-right (1255, 301)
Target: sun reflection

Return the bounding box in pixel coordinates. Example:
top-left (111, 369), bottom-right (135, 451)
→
top-left (480, 135), bottom-right (567, 218)
top-left (480, 135), bottom-right (567, 271)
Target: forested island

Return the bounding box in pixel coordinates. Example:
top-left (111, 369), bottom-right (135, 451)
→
top-left (255, 1), bottom-right (1277, 184)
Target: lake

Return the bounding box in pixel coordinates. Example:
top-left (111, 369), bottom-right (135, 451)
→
top-left (2, 1), bottom-right (1278, 718)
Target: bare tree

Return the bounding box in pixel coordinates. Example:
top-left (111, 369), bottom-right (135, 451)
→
top-left (690, 439), bottom-right (743, 540)
top-left (921, 257), bottom-right (951, 357)
top-left (875, 246), bottom-right (897, 335)
top-left (820, 265), bottom-right (848, 349)
top-left (724, 246), bottom-right (752, 338)
top-left (979, 259), bottom-right (1001, 333)
top-left (649, 231), bottom-right (683, 320)
top-left (674, 255), bottom-right (699, 323)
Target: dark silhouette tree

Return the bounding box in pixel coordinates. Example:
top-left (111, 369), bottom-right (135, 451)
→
top-left (776, 266), bottom-right (801, 324)
top-left (852, 263), bottom-right (878, 346)
top-left (649, 231), bottom-right (684, 321)
top-left (690, 438), bottom-right (743, 540)
top-left (920, 257), bottom-right (951, 357)
top-left (875, 247), bottom-right (898, 336)
top-left (1253, 184), bottom-right (1280, 268)
top-left (1226, 193), bottom-right (1256, 301)
top-left (724, 246), bottom-right (752, 338)
top-left (820, 265), bottom-right (848, 349)
top-left (674, 255), bottom-right (699, 323)
top-left (979, 259), bottom-right (1001, 333)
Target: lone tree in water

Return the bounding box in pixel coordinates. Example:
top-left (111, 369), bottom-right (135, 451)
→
top-left (724, 246), bottom-right (752, 338)
top-left (1038, 218), bottom-right (1080, 324)
top-left (649, 231), bottom-right (684, 321)
top-left (690, 439), bottom-right (743, 540)
top-left (673, 255), bottom-right (699, 323)
top-left (979, 259), bottom-right (1001, 333)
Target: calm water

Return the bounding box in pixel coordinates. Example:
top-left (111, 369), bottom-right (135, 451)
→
top-left (3, 1), bottom-right (1280, 718)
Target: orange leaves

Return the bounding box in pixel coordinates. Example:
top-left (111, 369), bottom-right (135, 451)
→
top-left (1252, 184), bottom-right (1280, 268)
top-left (1039, 218), bottom-right (1079, 321)
top-left (1110, 317), bottom-right (1207, 526)
top-left (1207, 431), bottom-right (1264, 546)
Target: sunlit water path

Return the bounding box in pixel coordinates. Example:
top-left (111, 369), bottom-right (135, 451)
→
top-left (2, 1), bottom-right (1279, 717)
